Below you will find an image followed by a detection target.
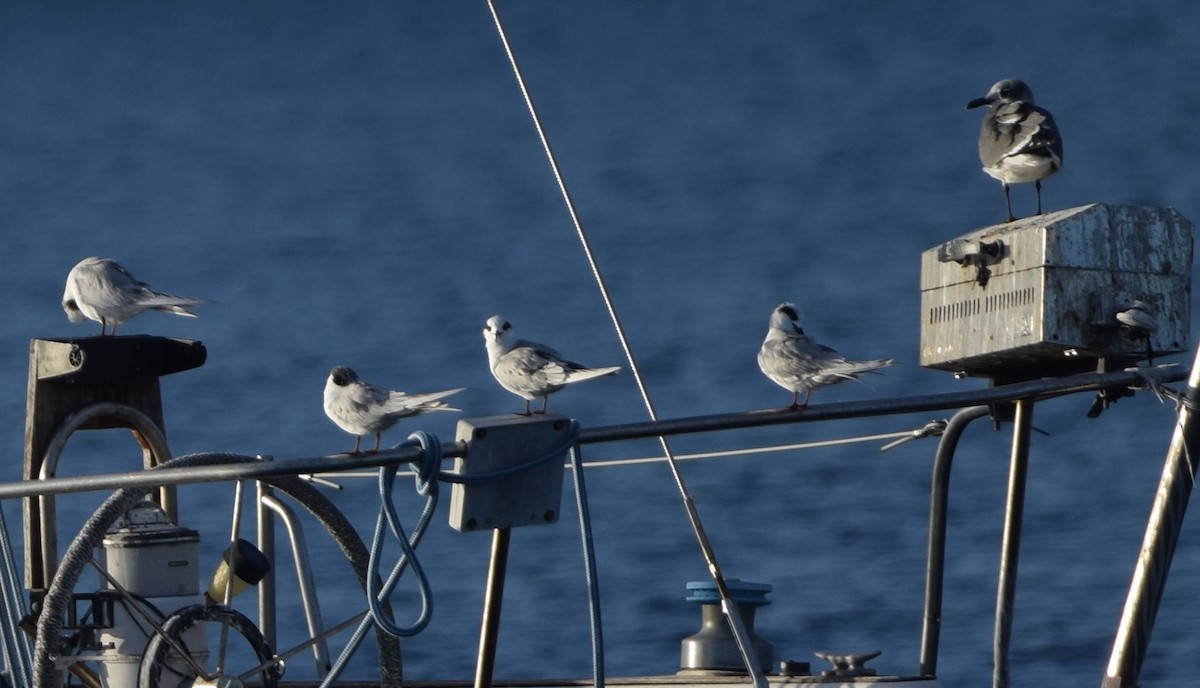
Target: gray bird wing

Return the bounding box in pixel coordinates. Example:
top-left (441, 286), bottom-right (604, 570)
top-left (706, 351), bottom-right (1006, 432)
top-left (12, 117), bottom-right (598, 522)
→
top-left (980, 101), bottom-right (1062, 167)
top-left (354, 380), bottom-right (393, 412)
top-left (493, 343), bottom-right (576, 396)
top-left (99, 261), bottom-right (201, 314)
top-left (761, 334), bottom-right (836, 380)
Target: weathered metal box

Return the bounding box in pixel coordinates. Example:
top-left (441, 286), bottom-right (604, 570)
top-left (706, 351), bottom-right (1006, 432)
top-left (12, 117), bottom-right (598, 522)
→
top-left (448, 414), bottom-right (571, 532)
top-left (920, 204), bottom-right (1192, 379)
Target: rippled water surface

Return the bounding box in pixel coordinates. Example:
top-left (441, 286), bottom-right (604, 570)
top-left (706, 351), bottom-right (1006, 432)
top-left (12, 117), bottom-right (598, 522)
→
top-left (3, 2), bottom-right (1200, 686)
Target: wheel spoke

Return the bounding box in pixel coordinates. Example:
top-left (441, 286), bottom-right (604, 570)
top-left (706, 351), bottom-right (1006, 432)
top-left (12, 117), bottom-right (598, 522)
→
top-left (140, 605), bottom-right (281, 688)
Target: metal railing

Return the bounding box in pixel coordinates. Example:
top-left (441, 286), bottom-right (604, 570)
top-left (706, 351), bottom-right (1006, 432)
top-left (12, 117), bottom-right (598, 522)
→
top-left (0, 361), bottom-right (1193, 688)
top-left (0, 364), bottom-right (1184, 502)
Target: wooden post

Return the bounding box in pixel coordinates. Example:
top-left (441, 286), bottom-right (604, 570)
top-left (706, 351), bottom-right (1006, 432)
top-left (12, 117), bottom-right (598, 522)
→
top-left (21, 335), bottom-right (206, 603)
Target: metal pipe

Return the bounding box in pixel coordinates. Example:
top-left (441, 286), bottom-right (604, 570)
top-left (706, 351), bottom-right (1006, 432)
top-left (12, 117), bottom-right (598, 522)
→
top-left (474, 527), bottom-right (511, 688)
top-left (34, 402), bottom-right (175, 591)
top-left (0, 450), bottom-right (425, 500)
top-left (239, 610), bottom-right (366, 681)
top-left (0, 366), bottom-right (1184, 502)
top-left (919, 405), bottom-right (991, 677)
top-left (257, 481), bottom-right (277, 652)
top-left (224, 479), bottom-right (246, 605)
top-left (993, 399), bottom-right (1034, 688)
top-left (568, 446), bottom-right (605, 687)
top-left (576, 367), bottom-right (1183, 445)
top-left (261, 492), bottom-right (332, 677)
top-left (216, 480), bottom-right (247, 675)
top-left (1102, 347), bottom-right (1200, 688)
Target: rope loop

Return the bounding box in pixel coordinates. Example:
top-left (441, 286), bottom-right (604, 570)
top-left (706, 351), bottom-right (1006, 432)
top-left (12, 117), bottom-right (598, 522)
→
top-left (359, 424), bottom-right (583, 642)
top-left (360, 433), bottom-right (443, 640)
top-left (404, 430), bottom-right (443, 496)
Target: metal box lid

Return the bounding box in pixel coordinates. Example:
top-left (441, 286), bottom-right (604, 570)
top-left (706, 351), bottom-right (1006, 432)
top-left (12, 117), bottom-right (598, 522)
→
top-left (919, 204), bottom-right (1192, 379)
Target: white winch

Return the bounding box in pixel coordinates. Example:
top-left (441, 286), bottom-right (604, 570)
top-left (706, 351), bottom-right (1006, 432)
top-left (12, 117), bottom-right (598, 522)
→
top-left (94, 500), bottom-right (207, 687)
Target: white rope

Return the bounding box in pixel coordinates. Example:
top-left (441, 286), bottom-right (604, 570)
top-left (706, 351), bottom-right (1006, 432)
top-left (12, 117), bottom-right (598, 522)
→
top-left (302, 427), bottom-right (928, 483)
top-left (583, 431), bottom-right (915, 468)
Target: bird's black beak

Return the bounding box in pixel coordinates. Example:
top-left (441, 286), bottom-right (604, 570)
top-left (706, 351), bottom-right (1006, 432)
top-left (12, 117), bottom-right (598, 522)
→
top-left (965, 96), bottom-right (990, 110)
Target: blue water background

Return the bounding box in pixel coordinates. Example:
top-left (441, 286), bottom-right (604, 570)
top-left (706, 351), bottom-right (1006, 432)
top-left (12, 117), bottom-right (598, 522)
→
top-left (3, 2), bottom-right (1200, 685)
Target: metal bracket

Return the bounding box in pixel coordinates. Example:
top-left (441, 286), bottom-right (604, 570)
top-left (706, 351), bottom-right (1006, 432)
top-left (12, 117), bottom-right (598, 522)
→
top-left (937, 238), bottom-right (1006, 287)
top-left (448, 414), bottom-right (572, 532)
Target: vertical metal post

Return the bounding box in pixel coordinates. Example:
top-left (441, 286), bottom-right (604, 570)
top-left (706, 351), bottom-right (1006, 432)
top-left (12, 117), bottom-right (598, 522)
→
top-left (261, 493), bottom-right (332, 677)
top-left (920, 405), bottom-right (991, 677)
top-left (1102, 348), bottom-right (1200, 688)
top-left (256, 481), bottom-right (277, 654)
top-left (474, 527), bottom-right (512, 688)
top-left (993, 399), bottom-right (1034, 688)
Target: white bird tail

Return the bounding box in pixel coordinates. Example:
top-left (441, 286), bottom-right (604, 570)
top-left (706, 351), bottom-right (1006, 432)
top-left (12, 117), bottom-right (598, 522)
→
top-left (389, 387), bottom-right (466, 413)
top-left (144, 293), bottom-right (204, 318)
top-left (828, 357), bottom-right (894, 381)
top-left (564, 365), bottom-right (621, 384)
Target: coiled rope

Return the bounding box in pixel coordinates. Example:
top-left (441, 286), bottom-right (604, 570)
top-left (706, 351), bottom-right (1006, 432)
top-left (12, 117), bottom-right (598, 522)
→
top-left (322, 424), bottom-right (588, 685)
top-left (366, 432), bottom-right (441, 639)
top-left (320, 432), bottom-right (442, 686)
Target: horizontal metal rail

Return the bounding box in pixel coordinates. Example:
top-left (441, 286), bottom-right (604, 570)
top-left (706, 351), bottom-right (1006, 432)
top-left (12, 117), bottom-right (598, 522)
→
top-left (0, 365), bottom-right (1184, 502)
top-left (577, 366), bottom-right (1184, 443)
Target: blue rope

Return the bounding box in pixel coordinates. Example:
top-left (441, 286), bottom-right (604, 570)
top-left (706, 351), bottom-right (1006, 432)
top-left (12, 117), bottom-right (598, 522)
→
top-left (320, 432), bottom-right (441, 686)
top-left (409, 430), bottom-right (443, 495)
top-left (364, 431), bottom-right (440, 638)
top-left (321, 424), bottom-right (591, 686)
top-left (434, 426), bottom-right (578, 484)
top-left (569, 440), bottom-right (606, 688)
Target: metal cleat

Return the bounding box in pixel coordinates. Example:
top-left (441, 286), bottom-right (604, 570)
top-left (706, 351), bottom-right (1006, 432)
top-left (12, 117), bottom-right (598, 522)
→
top-left (814, 650), bottom-right (881, 677)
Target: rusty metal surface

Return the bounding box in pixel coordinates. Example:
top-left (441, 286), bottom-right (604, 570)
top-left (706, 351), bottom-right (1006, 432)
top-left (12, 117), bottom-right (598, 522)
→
top-left (920, 204), bottom-right (1192, 377)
